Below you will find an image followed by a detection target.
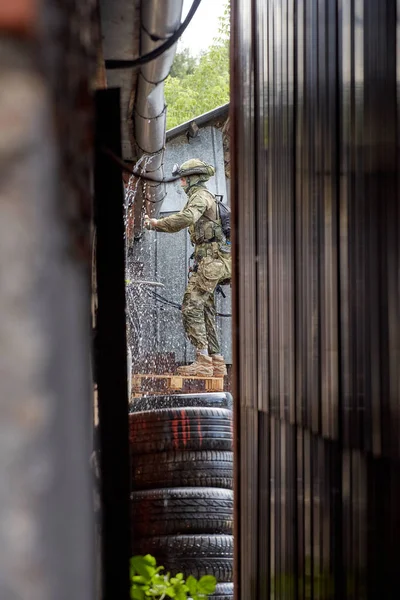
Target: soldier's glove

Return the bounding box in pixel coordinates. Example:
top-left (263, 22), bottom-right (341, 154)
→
top-left (144, 214), bottom-right (158, 230)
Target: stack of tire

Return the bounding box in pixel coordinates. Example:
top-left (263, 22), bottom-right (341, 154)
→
top-left (129, 393), bottom-right (234, 600)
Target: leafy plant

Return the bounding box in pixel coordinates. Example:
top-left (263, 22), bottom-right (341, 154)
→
top-left (169, 48), bottom-right (198, 80)
top-left (130, 554), bottom-right (217, 600)
top-left (165, 2), bottom-right (230, 128)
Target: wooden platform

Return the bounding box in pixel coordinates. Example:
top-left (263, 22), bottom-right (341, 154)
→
top-left (131, 373), bottom-right (224, 396)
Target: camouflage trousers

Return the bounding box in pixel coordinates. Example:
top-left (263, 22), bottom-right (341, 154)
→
top-left (182, 253), bottom-right (231, 354)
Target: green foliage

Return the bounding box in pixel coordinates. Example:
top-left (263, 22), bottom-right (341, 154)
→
top-left (165, 2), bottom-right (230, 129)
top-left (130, 555), bottom-right (217, 600)
top-left (169, 48), bottom-right (198, 80)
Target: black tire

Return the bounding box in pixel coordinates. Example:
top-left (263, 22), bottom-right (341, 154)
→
top-left (129, 407), bottom-right (233, 454)
top-left (131, 450), bottom-right (234, 490)
top-left (130, 392), bottom-right (233, 412)
top-left (131, 488), bottom-right (233, 537)
top-left (132, 535), bottom-right (234, 582)
top-left (210, 583), bottom-right (234, 599)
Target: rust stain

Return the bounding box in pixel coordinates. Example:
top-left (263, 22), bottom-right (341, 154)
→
top-left (197, 414), bottom-right (203, 447)
top-left (181, 410), bottom-right (189, 448)
top-left (171, 416), bottom-right (179, 450)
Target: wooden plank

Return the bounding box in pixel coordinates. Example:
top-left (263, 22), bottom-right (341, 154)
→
top-left (132, 373), bottom-right (224, 382)
top-left (130, 372), bottom-right (225, 395)
top-left (206, 378), bottom-right (224, 392)
top-left (170, 376), bottom-right (183, 389)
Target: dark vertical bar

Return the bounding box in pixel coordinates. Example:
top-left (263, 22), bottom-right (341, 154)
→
top-left (230, 0), bottom-right (241, 596)
top-left (333, 0), bottom-right (344, 596)
top-left (258, 412), bottom-right (270, 599)
top-left (230, 0), bottom-right (259, 596)
top-left (94, 88), bottom-right (130, 600)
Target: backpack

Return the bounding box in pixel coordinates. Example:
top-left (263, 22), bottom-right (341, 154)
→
top-left (215, 195), bottom-right (231, 241)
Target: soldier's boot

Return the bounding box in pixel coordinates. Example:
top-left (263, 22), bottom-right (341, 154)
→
top-left (177, 353), bottom-right (213, 377)
top-left (212, 354), bottom-right (227, 377)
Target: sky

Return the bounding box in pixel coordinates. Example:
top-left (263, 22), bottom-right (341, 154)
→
top-left (179, 0), bottom-right (226, 55)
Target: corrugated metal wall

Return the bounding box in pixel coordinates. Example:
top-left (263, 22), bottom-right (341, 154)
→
top-left (231, 0), bottom-right (399, 598)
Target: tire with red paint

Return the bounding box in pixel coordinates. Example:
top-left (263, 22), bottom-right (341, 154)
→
top-left (131, 450), bottom-right (234, 490)
top-left (132, 534), bottom-right (234, 582)
top-left (129, 407), bottom-right (233, 454)
top-left (131, 487), bottom-right (233, 537)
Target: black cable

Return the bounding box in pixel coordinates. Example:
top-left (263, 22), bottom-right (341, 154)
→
top-left (150, 289), bottom-right (182, 310)
top-left (149, 289), bottom-right (232, 318)
top-left (102, 146), bottom-right (215, 184)
top-left (105, 0), bottom-right (202, 70)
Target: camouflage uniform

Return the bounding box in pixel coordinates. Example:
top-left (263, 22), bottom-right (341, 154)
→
top-left (154, 169), bottom-right (231, 356)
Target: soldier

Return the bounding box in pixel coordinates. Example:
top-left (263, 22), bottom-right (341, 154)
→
top-left (144, 159), bottom-right (231, 377)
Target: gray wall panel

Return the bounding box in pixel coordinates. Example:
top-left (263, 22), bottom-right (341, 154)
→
top-left (128, 124), bottom-right (232, 366)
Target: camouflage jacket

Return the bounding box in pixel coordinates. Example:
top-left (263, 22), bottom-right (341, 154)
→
top-left (155, 184), bottom-right (225, 258)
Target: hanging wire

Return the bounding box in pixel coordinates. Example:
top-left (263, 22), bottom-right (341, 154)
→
top-left (145, 288), bottom-right (232, 318)
top-left (105, 0), bottom-right (202, 70)
top-left (102, 146), bottom-right (212, 184)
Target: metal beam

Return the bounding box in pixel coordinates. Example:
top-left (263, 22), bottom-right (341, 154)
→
top-left (94, 88), bottom-right (131, 600)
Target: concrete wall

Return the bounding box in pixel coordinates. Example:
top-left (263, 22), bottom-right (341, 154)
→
top-left (0, 6), bottom-right (95, 598)
top-left (127, 124), bottom-right (232, 366)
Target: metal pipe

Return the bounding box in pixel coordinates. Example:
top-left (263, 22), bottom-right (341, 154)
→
top-left (133, 0), bottom-right (184, 233)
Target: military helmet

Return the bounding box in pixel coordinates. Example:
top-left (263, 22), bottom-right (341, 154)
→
top-left (172, 158), bottom-right (215, 179)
